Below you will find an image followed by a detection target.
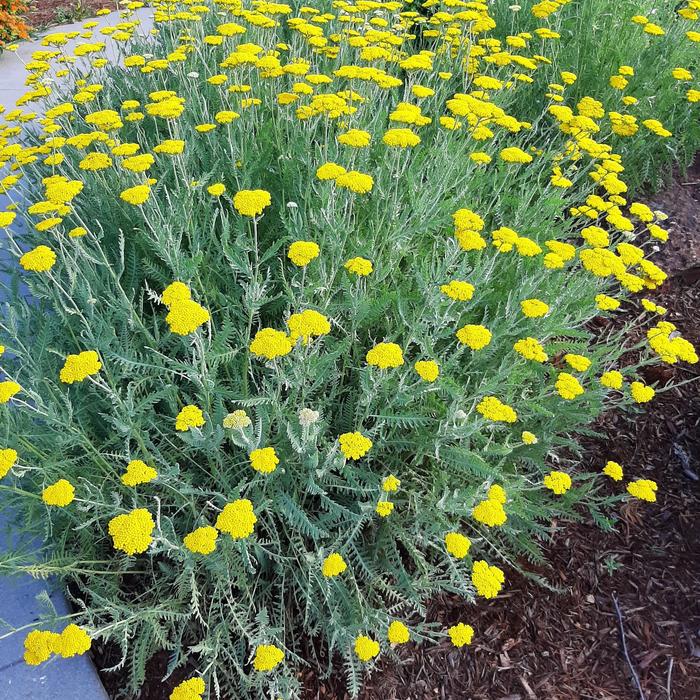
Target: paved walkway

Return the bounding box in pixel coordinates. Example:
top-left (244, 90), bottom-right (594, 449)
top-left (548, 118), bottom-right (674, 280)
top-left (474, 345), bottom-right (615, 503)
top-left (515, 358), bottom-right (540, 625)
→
top-left (1, 7), bottom-right (152, 698)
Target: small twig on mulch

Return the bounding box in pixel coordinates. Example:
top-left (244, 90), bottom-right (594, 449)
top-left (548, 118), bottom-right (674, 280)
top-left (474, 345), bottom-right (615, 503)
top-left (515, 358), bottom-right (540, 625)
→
top-left (666, 657), bottom-right (674, 700)
top-left (612, 593), bottom-right (646, 700)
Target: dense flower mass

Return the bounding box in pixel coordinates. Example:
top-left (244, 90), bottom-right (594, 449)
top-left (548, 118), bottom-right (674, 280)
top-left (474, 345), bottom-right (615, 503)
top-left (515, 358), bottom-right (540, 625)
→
top-left (253, 644), bottom-right (285, 672)
top-left (366, 342), bottom-right (404, 369)
top-left (338, 431), bottom-right (372, 459)
top-left (59, 350), bottom-right (102, 383)
top-left (42, 479), bottom-right (75, 507)
top-left (215, 499), bottom-right (257, 540)
top-left (0, 0), bottom-right (698, 696)
top-left (108, 508), bottom-right (155, 555)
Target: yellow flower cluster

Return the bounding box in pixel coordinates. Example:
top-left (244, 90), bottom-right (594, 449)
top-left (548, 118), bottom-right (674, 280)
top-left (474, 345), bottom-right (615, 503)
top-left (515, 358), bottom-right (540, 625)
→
top-left (121, 459), bottom-right (157, 487)
top-left (476, 396), bottom-right (517, 423)
top-left (0, 448), bottom-right (18, 479)
top-left (215, 499), bottom-right (257, 539)
top-left (471, 560), bottom-right (505, 599)
top-left (249, 446), bottom-right (279, 474)
top-left (253, 644), bottom-right (285, 672)
top-left (59, 350), bottom-right (102, 384)
top-left (366, 342), bottom-right (404, 369)
top-left (338, 431), bottom-right (372, 459)
top-left (322, 552), bottom-right (347, 578)
top-left (162, 282), bottom-right (210, 336)
top-left (543, 470), bottom-right (573, 495)
top-left (24, 624), bottom-right (91, 666)
top-left (42, 479), bottom-right (75, 507)
top-left (183, 526), bottom-right (219, 555)
top-left (170, 678), bottom-right (205, 700)
top-left (108, 508), bottom-right (155, 555)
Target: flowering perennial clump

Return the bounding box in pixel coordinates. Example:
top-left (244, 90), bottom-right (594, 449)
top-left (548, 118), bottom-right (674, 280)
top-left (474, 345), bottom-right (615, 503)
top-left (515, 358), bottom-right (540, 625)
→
top-left (0, 0), bottom-right (698, 697)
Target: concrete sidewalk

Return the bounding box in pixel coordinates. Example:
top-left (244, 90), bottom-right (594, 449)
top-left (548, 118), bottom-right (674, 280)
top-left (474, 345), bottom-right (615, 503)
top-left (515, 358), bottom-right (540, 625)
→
top-left (1, 7), bottom-right (153, 698)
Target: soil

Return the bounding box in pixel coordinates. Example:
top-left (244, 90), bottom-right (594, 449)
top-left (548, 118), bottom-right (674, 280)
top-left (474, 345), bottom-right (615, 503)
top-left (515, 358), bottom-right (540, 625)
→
top-left (94, 168), bottom-right (700, 699)
top-left (23, 0), bottom-right (119, 30)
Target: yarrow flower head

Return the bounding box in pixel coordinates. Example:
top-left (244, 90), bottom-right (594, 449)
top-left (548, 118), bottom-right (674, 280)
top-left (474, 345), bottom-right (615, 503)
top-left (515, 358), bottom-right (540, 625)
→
top-left (287, 309), bottom-right (331, 344)
top-left (521, 298), bottom-right (550, 318)
top-left (322, 552), bottom-right (347, 577)
top-left (59, 351), bottom-right (102, 384)
top-left (476, 396), bottom-right (517, 423)
top-left (600, 370), bottom-right (624, 390)
top-left (0, 381), bottom-right (21, 404)
top-left (456, 324), bottom-right (492, 350)
top-left (627, 479), bottom-right (657, 502)
top-left (216, 499), bottom-right (257, 539)
top-left (354, 635), bottom-right (380, 662)
top-left (376, 500), bottom-right (394, 517)
top-left (183, 526), bottom-right (218, 555)
top-left (344, 256), bottom-right (373, 276)
top-left (471, 560), bottom-right (505, 598)
top-left (366, 342), bottom-right (404, 369)
top-left (514, 337), bottom-right (548, 363)
top-left (556, 372), bottom-right (585, 400)
top-left (382, 474), bottom-right (400, 492)
top-left (414, 360), bottom-right (439, 382)
top-left (223, 410), bottom-right (251, 430)
top-left (121, 459), bottom-right (157, 487)
top-left (249, 328), bottom-right (292, 360)
top-left (0, 448), bottom-right (18, 479)
top-left (472, 497), bottom-right (507, 526)
top-left (108, 508), bottom-right (155, 555)
top-left (544, 470), bottom-right (572, 495)
top-left (288, 240), bottom-right (320, 266)
top-left (440, 280), bottom-right (475, 301)
top-left (445, 532), bottom-right (471, 559)
top-left (603, 461), bottom-right (624, 481)
top-left (253, 644), bottom-right (285, 672)
top-left (448, 623), bottom-right (474, 648)
top-left (233, 189), bottom-right (272, 217)
top-left (175, 405), bottom-right (205, 432)
top-left (42, 479), bottom-right (75, 507)
top-left (165, 297), bottom-right (210, 335)
top-left (630, 381), bottom-right (655, 403)
top-left (387, 621), bottom-right (410, 645)
top-left (20, 245), bottom-right (56, 272)
top-left (249, 447), bottom-right (280, 474)
top-left (298, 408), bottom-right (320, 427)
top-left (170, 678), bottom-right (205, 700)
top-left (338, 431), bottom-right (372, 459)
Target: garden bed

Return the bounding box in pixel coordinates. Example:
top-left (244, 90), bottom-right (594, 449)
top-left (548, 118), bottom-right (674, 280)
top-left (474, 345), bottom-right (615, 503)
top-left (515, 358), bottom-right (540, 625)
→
top-left (23, 0), bottom-right (117, 29)
top-left (2, 1), bottom-right (700, 699)
top-left (93, 170), bottom-right (700, 700)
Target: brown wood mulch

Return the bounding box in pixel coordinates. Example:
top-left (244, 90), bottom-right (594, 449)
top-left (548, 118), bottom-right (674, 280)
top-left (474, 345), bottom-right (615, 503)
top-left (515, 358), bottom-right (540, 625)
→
top-left (95, 171), bottom-right (700, 699)
top-left (23, 0), bottom-right (118, 30)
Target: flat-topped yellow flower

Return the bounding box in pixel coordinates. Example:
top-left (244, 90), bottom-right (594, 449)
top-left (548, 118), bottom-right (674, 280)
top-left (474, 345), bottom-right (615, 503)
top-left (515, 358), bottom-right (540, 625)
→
top-left (59, 350), bottom-right (102, 384)
top-left (108, 508), bottom-right (155, 555)
top-left (42, 479), bottom-right (75, 507)
top-left (233, 189), bottom-right (271, 217)
top-left (216, 499), bottom-right (257, 539)
top-left (366, 342), bottom-right (403, 369)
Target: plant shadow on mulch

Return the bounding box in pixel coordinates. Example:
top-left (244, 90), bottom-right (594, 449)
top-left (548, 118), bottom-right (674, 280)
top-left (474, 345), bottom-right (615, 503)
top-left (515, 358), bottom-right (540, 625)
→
top-left (95, 168), bottom-right (700, 699)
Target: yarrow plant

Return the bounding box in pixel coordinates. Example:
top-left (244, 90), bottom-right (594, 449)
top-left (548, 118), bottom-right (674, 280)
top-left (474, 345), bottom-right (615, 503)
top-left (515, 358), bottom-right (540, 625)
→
top-left (1, 0), bottom-right (699, 697)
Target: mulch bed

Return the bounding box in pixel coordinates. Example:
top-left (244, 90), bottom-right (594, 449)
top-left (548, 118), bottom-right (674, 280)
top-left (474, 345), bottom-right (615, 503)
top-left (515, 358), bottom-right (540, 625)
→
top-left (95, 171), bottom-right (700, 698)
top-left (23, 0), bottom-right (118, 30)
